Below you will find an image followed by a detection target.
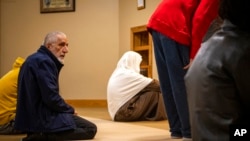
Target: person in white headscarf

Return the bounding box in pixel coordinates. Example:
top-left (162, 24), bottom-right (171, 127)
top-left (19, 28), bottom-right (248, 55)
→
top-left (107, 51), bottom-right (167, 121)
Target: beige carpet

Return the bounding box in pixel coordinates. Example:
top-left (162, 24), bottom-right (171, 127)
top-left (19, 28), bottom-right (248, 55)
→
top-left (0, 116), bottom-right (182, 141)
top-left (86, 116), bottom-right (176, 141)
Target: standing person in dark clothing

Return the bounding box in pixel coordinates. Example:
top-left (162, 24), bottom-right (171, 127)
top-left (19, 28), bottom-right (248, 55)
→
top-left (15, 31), bottom-right (97, 141)
top-left (185, 0), bottom-right (250, 140)
top-left (147, 0), bottom-right (219, 140)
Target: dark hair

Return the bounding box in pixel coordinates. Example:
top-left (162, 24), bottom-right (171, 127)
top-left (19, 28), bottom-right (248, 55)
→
top-left (219, 0), bottom-right (250, 32)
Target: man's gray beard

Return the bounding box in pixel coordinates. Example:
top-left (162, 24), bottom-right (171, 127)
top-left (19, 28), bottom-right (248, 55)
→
top-left (57, 58), bottom-right (64, 64)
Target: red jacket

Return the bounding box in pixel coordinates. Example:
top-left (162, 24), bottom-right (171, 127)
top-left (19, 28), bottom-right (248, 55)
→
top-left (147, 0), bottom-right (219, 59)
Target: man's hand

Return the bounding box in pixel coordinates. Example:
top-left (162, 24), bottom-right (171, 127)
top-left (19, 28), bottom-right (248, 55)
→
top-left (183, 59), bottom-right (193, 70)
top-left (74, 110), bottom-right (78, 115)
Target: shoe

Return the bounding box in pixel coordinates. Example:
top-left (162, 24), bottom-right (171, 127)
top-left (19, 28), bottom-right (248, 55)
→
top-left (171, 135), bottom-right (182, 139)
top-left (22, 133), bottom-right (49, 141)
top-left (183, 137), bottom-right (192, 141)
top-left (171, 132), bottom-right (183, 139)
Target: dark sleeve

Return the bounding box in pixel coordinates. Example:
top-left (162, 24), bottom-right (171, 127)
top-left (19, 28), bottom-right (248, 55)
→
top-left (233, 52), bottom-right (250, 110)
top-left (36, 60), bottom-right (74, 114)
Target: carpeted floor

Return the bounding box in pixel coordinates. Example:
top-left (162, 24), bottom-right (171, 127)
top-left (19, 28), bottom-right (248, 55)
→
top-left (0, 107), bottom-right (182, 141)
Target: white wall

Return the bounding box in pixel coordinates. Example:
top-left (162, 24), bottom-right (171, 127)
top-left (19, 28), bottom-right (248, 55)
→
top-left (0, 0), bottom-right (161, 100)
top-left (119, 0), bottom-right (161, 80)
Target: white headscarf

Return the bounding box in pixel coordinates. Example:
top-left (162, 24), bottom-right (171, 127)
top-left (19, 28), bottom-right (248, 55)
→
top-left (107, 51), bottom-right (153, 120)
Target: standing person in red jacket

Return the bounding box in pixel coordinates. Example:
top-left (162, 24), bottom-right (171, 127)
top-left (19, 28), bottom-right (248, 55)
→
top-left (147, 0), bottom-right (219, 140)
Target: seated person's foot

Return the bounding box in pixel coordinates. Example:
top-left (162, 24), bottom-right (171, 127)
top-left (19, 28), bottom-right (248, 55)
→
top-left (22, 133), bottom-right (58, 141)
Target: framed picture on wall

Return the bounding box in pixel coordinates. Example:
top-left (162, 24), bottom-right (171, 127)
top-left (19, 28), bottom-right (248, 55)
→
top-left (137, 0), bottom-right (145, 10)
top-left (40, 0), bottom-right (75, 13)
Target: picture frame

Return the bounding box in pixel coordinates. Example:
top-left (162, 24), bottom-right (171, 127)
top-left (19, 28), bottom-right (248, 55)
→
top-left (40, 0), bottom-right (75, 13)
top-left (137, 0), bottom-right (145, 10)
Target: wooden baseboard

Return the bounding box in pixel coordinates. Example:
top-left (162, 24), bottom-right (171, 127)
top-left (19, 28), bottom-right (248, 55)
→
top-left (65, 99), bottom-right (107, 107)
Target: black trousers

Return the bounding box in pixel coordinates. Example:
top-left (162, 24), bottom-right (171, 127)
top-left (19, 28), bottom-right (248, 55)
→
top-left (0, 120), bottom-right (24, 135)
top-left (23, 115), bottom-right (97, 141)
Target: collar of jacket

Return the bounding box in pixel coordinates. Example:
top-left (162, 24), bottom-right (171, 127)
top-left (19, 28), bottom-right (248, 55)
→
top-left (38, 45), bottom-right (64, 71)
top-left (222, 20), bottom-right (236, 29)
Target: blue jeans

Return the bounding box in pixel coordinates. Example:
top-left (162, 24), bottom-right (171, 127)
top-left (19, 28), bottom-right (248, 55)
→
top-left (151, 30), bottom-right (191, 138)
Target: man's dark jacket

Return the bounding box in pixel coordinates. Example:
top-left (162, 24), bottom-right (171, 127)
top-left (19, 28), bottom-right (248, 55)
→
top-left (15, 46), bottom-right (75, 133)
top-left (185, 20), bottom-right (250, 141)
